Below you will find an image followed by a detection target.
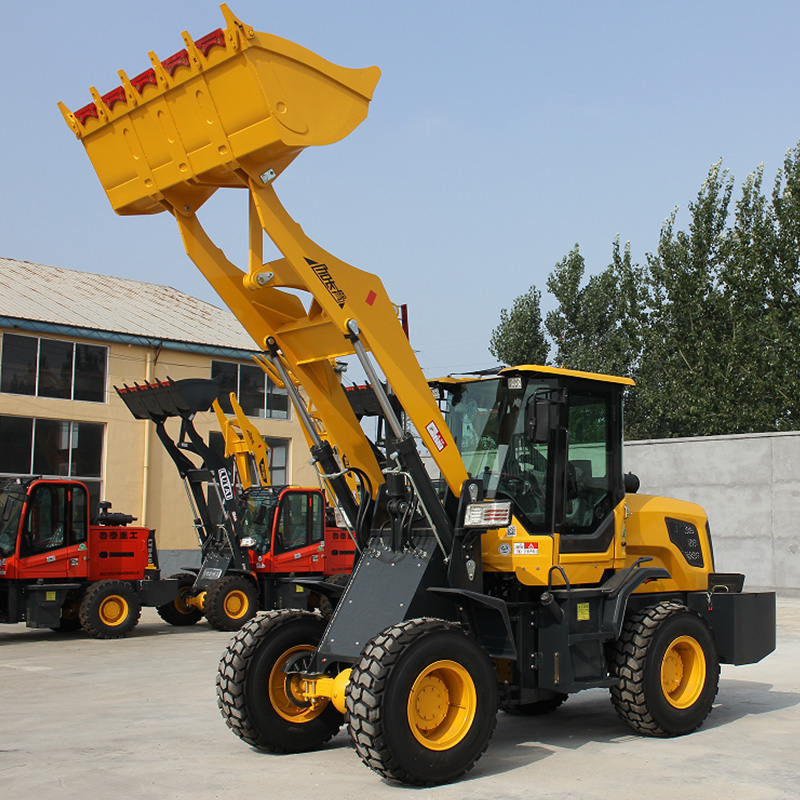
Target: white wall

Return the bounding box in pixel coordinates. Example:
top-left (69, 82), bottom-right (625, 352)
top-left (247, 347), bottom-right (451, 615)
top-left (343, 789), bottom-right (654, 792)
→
top-left (624, 431), bottom-right (800, 593)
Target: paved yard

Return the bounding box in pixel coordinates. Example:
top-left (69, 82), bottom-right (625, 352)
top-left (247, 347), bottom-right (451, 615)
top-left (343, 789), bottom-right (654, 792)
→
top-left (1, 599), bottom-right (798, 800)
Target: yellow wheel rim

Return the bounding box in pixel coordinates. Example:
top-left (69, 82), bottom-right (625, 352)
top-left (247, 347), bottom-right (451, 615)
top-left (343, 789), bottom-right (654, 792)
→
top-left (99, 595), bottom-right (128, 627)
top-left (661, 635), bottom-right (706, 709)
top-left (174, 587), bottom-right (194, 615)
top-left (223, 589), bottom-right (249, 620)
top-left (268, 644), bottom-right (330, 723)
top-left (407, 660), bottom-right (477, 751)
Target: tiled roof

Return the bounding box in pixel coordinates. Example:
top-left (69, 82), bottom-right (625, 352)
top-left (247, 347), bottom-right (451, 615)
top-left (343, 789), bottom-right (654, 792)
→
top-left (0, 256), bottom-right (257, 352)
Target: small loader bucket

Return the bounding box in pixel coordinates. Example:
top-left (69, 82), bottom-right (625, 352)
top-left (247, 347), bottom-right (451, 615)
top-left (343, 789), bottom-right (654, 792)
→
top-left (116, 378), bottom-right (220, 422)
top-left (60, 4), bottom-right (380, 216)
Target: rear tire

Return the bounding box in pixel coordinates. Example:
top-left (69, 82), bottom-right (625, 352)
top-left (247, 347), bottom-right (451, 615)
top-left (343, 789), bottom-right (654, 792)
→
top-left (157, 573), bottom-right (202, 626)
top-left (50, 599), bottom-right (82, 632)
top-left (610, 601), bottom-right (719, 736)
top-left (347, 618), bottom-right (498, 786)
top-left (79, 580), bottom-right (141, 639)
top-left (205, 575), bottom-right (258, 631)
top-left (217, 610), bottom-right (343, 752)
top-left (318, 572), bottom-right (350, 620)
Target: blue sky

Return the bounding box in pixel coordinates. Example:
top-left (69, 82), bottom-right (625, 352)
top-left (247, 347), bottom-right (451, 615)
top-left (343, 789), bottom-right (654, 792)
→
top-left (3, 1), bottom-right (799, 378)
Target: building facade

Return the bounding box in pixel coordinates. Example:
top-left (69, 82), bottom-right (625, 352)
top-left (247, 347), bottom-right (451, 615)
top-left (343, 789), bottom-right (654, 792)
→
top-left (0, 257), bottom-right (319, 568)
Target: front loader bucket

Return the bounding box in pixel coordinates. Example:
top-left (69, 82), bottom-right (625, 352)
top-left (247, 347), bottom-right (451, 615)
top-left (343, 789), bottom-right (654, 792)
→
top-left (60, 4), bottom-right (380, 216)
top-left (116, 378), bottom-right (219, 422)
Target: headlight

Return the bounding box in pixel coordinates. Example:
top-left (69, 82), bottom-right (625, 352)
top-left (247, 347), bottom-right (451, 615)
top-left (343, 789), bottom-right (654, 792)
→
top-left (463, 501), bottom-right (512, 528)
top-left (240, 537), bottom-right (257, 548)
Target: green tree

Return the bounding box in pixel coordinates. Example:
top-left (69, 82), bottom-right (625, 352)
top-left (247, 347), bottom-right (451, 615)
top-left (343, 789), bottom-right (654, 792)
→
top-left (545, 238), bottom-right (647, 381)
top-left (634, 160), bottom-right (735, 438)
top-left (489, 140), bottom-right (800, 439)
top-left (488, 285), bottom-right (549, 366)
top-left (766, 143), bottom-right (800, 429)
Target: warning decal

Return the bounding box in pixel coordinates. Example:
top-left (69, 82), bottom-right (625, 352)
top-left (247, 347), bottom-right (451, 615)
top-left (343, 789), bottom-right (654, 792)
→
top-left (426, 421), bottom-right (447, 452)
top-left (513, 542), bottom-right (539, 556)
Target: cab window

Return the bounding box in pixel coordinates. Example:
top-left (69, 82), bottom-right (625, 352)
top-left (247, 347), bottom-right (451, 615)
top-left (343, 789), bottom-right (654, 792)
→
top-left (309, 493), bottom-right (324, 545)
top-left (71, 485), bottom-right (88, 545)
top-left (21, 484), bottom-right (66, 557)
top-left (564, 393), bottom-right (613, 535)
top-left (274, 492), bottom-right (325, 553)
top-left (19, 483), bottom-right (87, 557)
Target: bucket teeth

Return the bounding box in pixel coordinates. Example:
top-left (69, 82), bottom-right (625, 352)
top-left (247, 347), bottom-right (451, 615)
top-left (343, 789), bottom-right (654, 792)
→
top-left (115, 378), bottom-right (220, 422)
top-left (62, 4), bottom-right (380, 216)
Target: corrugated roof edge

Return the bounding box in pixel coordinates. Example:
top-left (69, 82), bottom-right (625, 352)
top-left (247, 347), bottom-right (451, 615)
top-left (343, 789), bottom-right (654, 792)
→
top-left (0, 316), bottom-right (259, 360)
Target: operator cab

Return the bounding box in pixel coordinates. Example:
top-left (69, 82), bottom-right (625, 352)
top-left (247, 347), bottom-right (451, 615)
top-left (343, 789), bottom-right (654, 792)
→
top-left (0, 477), bottom-right (89, 561)
top-left (432, 365), bottom-right (634, 553)
top-left (239, 486), bottom-right (326, 557)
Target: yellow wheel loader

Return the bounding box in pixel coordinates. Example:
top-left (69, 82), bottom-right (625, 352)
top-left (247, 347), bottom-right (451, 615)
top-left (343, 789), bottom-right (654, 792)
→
top-left (63, 5), bottom-right (776, 785)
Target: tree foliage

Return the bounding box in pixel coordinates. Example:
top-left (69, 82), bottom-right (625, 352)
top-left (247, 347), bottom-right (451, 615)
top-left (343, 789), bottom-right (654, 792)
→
top-left (488, 140), bottom-right (800, 438)
top-left (488, 285), bottom-right (548, 366)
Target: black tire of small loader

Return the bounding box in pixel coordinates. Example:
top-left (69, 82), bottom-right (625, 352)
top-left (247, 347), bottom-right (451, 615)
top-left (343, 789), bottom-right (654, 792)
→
top-left (501, 692), bottom-right (568, 716)
top-left (79, 579), bottom-right (142, 639)
top-left (318, 572), bottom-right (350, 621)
top-left (216, 609), bottom-right (343, 752)
top-left (204, 575), bottom-right (258, 631)
top-left (50, 599), bottom-right (82, 633)
top-left (50, 615), bottom-right (82, 633)
top-left (610, 600), bottom-right (720, 737)
top-left (346, 618), bottom-right (498, 786)
top-left (157, 573), bottom-right (203, 626)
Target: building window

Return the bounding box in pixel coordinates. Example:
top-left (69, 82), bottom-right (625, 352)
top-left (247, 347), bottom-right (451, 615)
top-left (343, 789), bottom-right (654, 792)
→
top-left (0, 333), bottom-right (107, 403)
top-left (0, 414), bottom-right (104, 514)
top-left (208, 432), bottom-right (289, 488)
top-left (264, 438), bottom-right (288, 485)
top-left (211, 360), bottom-right (289, 419)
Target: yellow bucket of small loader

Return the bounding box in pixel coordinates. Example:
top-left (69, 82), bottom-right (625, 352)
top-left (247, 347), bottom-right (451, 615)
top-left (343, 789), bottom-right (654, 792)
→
top-left (60, 4), bottom-right (380, 216)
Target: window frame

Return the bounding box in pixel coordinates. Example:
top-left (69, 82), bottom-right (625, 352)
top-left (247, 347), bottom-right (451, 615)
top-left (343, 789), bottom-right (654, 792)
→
top-left (210, 359), bottom-right (290, 420)
top-left (0, 332), bottom-right (108, 404)
top-left (0, 414), bottom-right (105, 517)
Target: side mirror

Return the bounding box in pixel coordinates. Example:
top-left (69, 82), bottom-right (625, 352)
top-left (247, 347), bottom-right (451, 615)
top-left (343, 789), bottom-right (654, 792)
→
top-left (527, 395), bottom-right (554, 444)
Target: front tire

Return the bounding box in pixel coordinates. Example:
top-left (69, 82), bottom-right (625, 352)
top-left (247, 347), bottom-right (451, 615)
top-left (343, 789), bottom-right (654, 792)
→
top-left (347, 618), bottom-right (498, 786)
top-left (205, 575), bottom-right (258, 631)
top-left (610, 601), bottom-right (719, 736)
top-left (217, 610), bottom-right (343, 753)
top-left (157, 573), bottom-right (202, 626)
top-left (79, 580), bottom-right (141, 639)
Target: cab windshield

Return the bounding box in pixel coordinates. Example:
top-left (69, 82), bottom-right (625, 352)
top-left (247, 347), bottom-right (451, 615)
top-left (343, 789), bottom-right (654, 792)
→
top-left (0, 480), bottom-right (27, 557)
top-left (240, 488), bottom-right (279, 554)
top-left (443, 377), bottom-right (550, 532)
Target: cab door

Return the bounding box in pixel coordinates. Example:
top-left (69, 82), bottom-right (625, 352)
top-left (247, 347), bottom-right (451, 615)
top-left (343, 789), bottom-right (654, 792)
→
top-left (16, 482), bottom-right (89, 581)
top-left (269, 490), bottom-right (325, 573)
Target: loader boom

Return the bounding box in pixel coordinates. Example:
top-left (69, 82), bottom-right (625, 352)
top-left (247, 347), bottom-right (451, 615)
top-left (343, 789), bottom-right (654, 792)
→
top-left (61, 3), bottom-right (468, 507)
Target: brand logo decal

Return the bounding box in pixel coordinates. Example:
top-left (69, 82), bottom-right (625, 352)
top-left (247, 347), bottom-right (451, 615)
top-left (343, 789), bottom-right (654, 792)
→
top-left (307, 258), bottom-right (346, 308)
top-left (219, 469), bottom-right (234, 502)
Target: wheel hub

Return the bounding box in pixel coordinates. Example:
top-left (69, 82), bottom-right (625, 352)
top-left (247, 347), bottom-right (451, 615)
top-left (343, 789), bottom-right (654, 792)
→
top-left (99, 596), bottom-right (127, 626)
top-left (268, 645), bottom-right (329, 723)
top-left (660, 635), bottom-right (706, 709)
top-left (224, 590), bottom-right (248, 619)
top-left (406, 660), bottom-right (477, 751)
top-left (413, 674), bottom-right (449, 730)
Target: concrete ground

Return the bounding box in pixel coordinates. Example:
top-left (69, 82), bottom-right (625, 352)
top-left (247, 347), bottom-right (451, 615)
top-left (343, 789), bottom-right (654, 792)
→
top-left (1, 599), bottom-right (798, 800)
